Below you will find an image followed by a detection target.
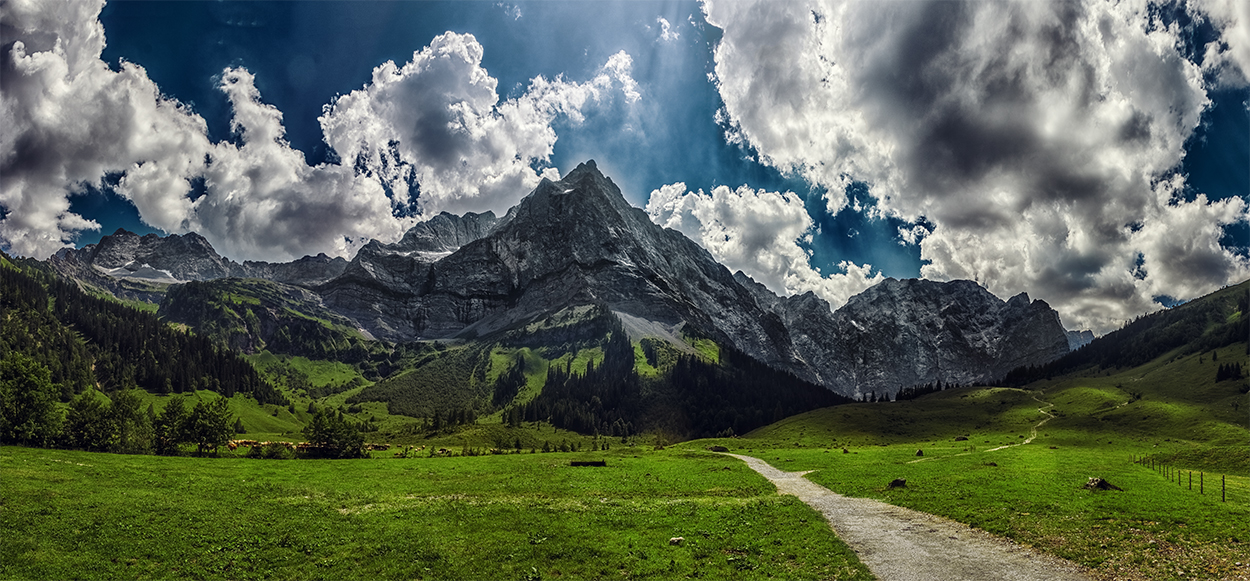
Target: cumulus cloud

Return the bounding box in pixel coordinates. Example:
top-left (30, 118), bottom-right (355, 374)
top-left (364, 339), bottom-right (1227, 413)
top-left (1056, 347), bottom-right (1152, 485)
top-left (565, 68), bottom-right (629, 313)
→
top-left (657, 17), bottom-right (680, 42)
top-left (704, 0), bottom-right (1249, 333)
top-left (647, 182), bottom-right (882, 308)
top-left (1, 2), bottom-right (639, 261)
top-left (319, 33), bottom-right (638, 218)
top-left (1196, 0), bottom-right (1250, 85)
top-left (1, 0), bottom-right (208, 258)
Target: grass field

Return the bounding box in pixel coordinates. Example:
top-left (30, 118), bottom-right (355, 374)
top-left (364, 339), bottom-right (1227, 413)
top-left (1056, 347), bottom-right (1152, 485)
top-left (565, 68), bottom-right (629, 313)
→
top-left (0, 446), bottom-right (871, 580)
top-left (674, 342), bottom-right (1250, 581)
top-left (6, 333), bottom-right (1246, 580)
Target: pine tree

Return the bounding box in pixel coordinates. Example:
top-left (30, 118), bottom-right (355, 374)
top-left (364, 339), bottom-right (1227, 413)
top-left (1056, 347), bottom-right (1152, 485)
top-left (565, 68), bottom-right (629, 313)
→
top-left (110, 389), bottom-right (153, 454)
top-left (64, 391), bottom-right (115, 452)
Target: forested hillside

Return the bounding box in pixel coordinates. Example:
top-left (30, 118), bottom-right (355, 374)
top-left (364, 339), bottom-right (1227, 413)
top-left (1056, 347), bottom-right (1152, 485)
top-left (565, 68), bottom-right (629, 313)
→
top-left (0, 252), bottom-right (284, 404)
top-left (1005, 280), bottom-right (1249, 384)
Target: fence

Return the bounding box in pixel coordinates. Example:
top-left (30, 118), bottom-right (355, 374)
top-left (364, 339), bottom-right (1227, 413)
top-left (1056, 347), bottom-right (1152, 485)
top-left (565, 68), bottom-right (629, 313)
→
top-left (1132, 454), bottom-right (1249, 504)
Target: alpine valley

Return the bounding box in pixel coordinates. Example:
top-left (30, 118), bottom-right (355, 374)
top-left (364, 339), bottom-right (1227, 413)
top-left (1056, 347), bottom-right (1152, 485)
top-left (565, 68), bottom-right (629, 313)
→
top-left (6, 161), bottom-right (1108, 438)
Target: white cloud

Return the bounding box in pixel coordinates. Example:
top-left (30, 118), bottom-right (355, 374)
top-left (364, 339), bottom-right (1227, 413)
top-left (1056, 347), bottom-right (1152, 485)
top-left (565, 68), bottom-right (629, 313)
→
top-left (1, 3), bottom-right (640, 262)
top-left (319, 33), bottom-right (640, 218)
top-left (704, 0), bottom-right (1248, 333)
top-left (647, 182), bottom-right (882, 308)
top-left (496, 2), bottom-right (522, 21)
top-left (1, 0), bottom-right (209, 258)
top-left (657, 17), bottom-right (680, 42)
top-left (1195, 0), bottom-right (1250, 86)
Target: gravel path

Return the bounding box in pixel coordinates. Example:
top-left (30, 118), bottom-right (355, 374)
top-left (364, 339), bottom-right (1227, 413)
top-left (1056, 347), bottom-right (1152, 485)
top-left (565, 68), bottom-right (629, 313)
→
top-left (726, 454), bottom-right (1092, 581)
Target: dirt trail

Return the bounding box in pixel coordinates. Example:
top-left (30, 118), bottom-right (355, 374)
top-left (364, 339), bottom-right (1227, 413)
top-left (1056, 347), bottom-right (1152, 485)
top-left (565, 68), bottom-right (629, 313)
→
top-left (985, 395), bottom-right (1056, 451)
top-left (726, 453), bottom-right (1091, 581)
top-left (909, 393), bottom-right (1058, 463)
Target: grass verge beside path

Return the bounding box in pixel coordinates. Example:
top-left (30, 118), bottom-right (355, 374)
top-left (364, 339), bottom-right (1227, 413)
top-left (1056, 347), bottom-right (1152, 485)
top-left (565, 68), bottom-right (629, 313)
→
top-left (0, 446), bottom-right (873, 580)
top-left (680, 386), bottom-right (1250, 581)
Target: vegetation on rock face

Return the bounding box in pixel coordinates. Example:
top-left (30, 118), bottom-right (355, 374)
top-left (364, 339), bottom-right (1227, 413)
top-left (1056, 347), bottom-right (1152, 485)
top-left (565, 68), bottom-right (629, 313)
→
top-left (345, 305), bottom-right (853, 440)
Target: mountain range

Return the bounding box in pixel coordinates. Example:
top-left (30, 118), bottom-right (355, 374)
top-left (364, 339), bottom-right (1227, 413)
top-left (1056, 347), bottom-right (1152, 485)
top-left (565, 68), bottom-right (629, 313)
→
top-left (49, 161), bottom-right (1080, 400)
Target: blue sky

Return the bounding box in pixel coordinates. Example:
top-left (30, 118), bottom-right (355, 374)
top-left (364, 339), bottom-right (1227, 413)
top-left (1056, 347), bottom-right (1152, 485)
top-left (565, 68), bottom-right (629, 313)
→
top-left (2, 0), bottom-right (1247, 333)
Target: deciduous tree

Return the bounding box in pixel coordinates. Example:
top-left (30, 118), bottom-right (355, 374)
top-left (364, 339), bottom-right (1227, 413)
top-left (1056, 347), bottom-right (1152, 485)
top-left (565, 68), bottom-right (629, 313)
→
top-left (0, 353), bottom-right (63, 447)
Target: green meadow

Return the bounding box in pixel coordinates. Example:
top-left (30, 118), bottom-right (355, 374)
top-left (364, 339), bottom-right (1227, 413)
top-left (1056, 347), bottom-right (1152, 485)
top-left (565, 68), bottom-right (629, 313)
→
top-left (3, 341), bottom-right (1246, 580)
top-left (0, 446), bottom-right (871, 581)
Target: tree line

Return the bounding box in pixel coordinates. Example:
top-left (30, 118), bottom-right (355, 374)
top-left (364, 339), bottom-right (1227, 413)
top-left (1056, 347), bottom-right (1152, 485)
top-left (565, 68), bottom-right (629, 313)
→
top-left (2, 351), bottom-right (368, 458)
top-left (0, 254), bottom-right (285, 404)
top-left (1216, 361), bottom-right (1244, 382)
top-left (0, 352), bottom-right (236, 454)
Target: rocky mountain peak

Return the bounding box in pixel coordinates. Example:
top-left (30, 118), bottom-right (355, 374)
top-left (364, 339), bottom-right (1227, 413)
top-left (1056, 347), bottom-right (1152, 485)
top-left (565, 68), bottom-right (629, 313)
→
top-left (393, 211), bottom-right (500, 253)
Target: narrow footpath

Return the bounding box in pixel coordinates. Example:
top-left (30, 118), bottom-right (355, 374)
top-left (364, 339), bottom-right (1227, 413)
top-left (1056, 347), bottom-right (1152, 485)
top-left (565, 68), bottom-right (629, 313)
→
top-left (726, 454), bottom-right (1091, 581)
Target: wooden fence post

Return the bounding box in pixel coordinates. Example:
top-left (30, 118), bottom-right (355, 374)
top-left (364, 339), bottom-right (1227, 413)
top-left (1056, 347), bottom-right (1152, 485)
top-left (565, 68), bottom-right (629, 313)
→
top-left (1189, 471), bottom-right (1192, 491)
top-left (1223, 475), bottom-right (1226, 503)
top-left (1200, 472), bottom-right (1204, 495)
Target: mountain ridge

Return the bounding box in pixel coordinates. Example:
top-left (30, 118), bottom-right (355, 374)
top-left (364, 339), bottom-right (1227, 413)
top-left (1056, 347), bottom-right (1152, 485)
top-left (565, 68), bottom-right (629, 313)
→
top-left (46, 160), bottom-right (1078, 399)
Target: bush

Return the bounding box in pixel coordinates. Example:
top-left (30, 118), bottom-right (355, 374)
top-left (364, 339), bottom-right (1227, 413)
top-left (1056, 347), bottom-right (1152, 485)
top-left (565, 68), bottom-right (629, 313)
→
top-left (246, 442), bottom-right (295, 460)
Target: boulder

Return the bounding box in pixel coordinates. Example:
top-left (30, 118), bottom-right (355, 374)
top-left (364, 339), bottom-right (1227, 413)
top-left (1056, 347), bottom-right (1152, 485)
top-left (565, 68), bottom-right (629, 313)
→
top-left (954, 436), bottom-right (968, 441)
top-left (915, 449), bottom-right (924, 456)
top-left (707, 445), bottom-right (729, 452)
top-left (1083, 477), bottom-right (1122, 491)
top-left (887, 478), bottom-right (907, 489)
top-left (669, 537), bottom-right (684, 546)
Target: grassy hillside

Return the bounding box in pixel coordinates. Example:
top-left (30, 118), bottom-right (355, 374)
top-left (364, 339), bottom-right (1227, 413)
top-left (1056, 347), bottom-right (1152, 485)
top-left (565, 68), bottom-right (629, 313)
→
top-left (681, 338), bottom-right (1250, 581)
top-left (0, 445), bottom-right (872, 580)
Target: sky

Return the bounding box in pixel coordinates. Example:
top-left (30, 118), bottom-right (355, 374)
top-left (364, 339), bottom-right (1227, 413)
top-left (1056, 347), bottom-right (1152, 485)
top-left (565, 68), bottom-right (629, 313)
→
top-left (1, 0), bottom-right (1248, 335)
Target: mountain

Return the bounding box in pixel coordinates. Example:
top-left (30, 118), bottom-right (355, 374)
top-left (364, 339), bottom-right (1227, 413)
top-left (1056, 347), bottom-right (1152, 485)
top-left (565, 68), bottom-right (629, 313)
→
top-left (736, 274), bottom-right (1072, 398)
top-left (321, 161), bottom-right (800, 369)
top-left (1066, 330), bottom-right (1095, 351)
top-left (49, 229), bottom-right (348, 298)
top-left (43, 161), bottom-right (1076, 401)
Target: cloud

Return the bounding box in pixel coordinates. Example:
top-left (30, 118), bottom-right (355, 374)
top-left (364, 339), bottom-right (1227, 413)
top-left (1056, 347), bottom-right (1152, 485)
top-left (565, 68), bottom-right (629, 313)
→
top-left (657, 17), bottom-right (680, 42)
top-left (1, 0), bottom-right (209, 258)
top-left (1196, 0), bottom-right (1250, 86)
top-left (319, 32), bottom-right (640, 218)
top-left (704, 0), bottom-right (1249, 333)
top-left (2, 3), bottom-right (639, 262)
top-left (647, 182), bottom-right (882, 308)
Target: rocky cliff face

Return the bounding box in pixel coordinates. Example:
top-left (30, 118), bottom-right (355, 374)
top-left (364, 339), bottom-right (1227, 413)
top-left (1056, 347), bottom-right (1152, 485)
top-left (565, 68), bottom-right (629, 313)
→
top-left (1066, 330), bottom-right (1095, 351)
top-left (748, 276), bottom-right (1072, 398)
